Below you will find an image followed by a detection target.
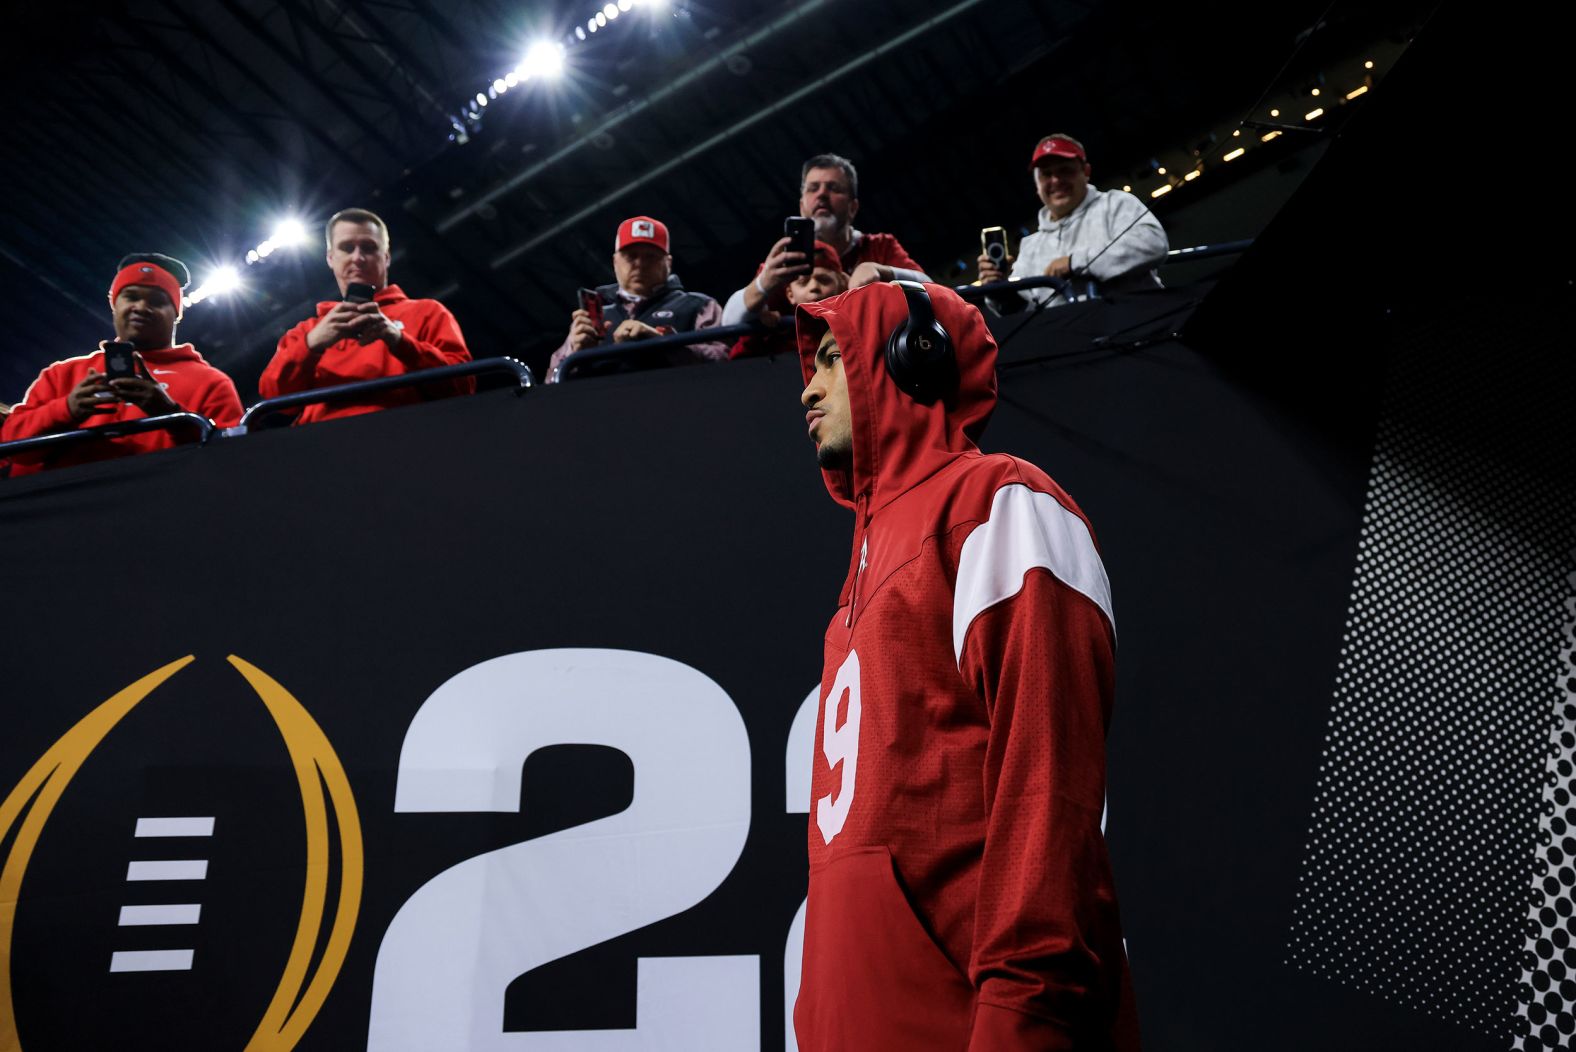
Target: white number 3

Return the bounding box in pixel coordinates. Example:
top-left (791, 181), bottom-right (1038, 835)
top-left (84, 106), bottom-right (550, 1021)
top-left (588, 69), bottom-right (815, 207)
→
top-left (815, 649), bottom-right (862, 844)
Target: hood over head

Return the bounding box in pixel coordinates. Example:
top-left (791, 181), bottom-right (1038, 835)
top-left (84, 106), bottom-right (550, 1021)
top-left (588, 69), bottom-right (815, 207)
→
top-left (797, 281), bottom-right (997, 511)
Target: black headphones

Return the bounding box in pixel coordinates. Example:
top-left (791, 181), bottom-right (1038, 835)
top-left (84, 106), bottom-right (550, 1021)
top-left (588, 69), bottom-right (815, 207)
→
top-left (883, 281), bottom-right (957, 405)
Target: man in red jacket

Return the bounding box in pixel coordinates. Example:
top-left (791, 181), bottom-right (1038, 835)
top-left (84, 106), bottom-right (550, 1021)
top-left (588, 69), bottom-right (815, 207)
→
top-left (793, 281), bottom-right (1140, 1050)
top-left (260, 208), bottom-right (472, 424)
top-left (1, 253), bottom-right (243, 476)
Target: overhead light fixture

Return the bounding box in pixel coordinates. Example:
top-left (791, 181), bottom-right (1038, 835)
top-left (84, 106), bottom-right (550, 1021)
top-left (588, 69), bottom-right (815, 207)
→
top-left (1364, 60), bottom-right (1374, 69)
top-left (1305, 107), bottom-right (1325, 121)
top-left (1261, 130), bottom-right (1282, 142)
top-left (1183, 169), bottom-right (1200, 182)
top-left (1156, 166), bottom-right (1167, 175)
top-left (1346, 85), bottom-right (1369, 100)
top-left (186, 265), bottom-right (243, 306)
top-left (521, 40), bottom-right (565, 79)
top-left (1269, 108), bottom-right (1280, 117)
top-left (1223, 147), bottom-right (1245, 162)
top-left (270, 218), bottom-right (309, 246)
top-left (603, 3), bottom-right (619, 19)
top-left (1150, 184), bottom-right (1173, 199)
top-left (1311, 87), bottom-right (1321, 97)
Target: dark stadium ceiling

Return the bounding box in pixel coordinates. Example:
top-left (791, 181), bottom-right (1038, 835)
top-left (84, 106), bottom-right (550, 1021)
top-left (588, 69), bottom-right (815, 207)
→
top-left (0, 1), bottom-right (1433, 398)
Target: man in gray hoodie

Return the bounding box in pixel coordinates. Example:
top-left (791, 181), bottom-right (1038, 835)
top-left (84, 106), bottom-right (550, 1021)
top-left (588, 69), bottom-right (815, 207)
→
top-left (979, 134), bottom-right (1168, 311)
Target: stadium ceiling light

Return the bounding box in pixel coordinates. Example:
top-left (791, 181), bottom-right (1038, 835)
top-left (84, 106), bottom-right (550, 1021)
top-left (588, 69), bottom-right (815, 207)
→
top-left (1155, 166), bottom-right (1166, 175)
top-left (1305, 107), bottom-right (1325, 121)
top-left (1150, 184), bottom-right (1173, 199)
top-left (1183, 169), bottom-right (1201, 181)
top-left (1223, 147), bottom-right (1246, 162)
top-left (1261, 130), bottom-right (1282, 142)
top-left (186, 265), bottom-right (243, 307)
top-left (1345, 85), bottom-right (1369, 100)
top-left (1269, 108), bottom-right (1280, 117)
top-left (271, 219), bottom-right (309, 246)
top-left (449, 0), bottom-right (664, 144)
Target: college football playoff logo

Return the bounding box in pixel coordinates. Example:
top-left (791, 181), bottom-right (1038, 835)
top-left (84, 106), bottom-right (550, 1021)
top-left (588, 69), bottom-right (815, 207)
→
top-left (0, 655), bottom-right (362, 1050)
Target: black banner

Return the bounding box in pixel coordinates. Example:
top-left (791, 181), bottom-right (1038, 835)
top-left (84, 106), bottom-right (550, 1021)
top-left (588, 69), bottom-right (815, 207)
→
top-left (2, 289), bottom-right (1555, 1049)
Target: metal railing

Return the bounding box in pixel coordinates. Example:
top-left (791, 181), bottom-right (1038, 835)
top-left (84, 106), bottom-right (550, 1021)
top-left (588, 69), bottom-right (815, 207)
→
top-left (3, 240), bottom-right (1254, 475)
top-left (556, 240), bottom-right (1254, 377)
top-left (0, 411), bottom-right (215, 460)
top-left (236, 356), bottom-right (534, 432)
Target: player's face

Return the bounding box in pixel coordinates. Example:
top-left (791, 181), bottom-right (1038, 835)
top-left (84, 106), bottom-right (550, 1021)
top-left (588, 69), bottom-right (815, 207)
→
top-left (801, 329), bottom-right (852, 469)
top-left (327, 220), bottom-right (391, 295)
top-left (112, 285), bottom-right (177, 349)
top-left (613, 244), bottom-right (671, 298)
top-left (787, 266), bottom-right (847, 306)
top-left (1033, 156), bottom-right (1090, 218)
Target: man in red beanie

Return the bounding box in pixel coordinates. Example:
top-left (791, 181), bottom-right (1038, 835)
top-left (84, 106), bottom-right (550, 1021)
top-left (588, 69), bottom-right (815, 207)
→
top-left (260, 208), bottom-right (472, 423)
top-left (728, 240), bottom-right (847, 360)
top-left (792, 281), bottom-right (1140, 1050)
top-left (1, 253), bottom-right (243, 476)
top-left (547, 215), bottom-right (726, 382)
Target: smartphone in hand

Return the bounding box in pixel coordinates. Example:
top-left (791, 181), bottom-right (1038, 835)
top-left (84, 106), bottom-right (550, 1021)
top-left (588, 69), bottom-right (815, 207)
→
top-left (980, 227), bottom-right (1009, 269)
top-left (103, 340), bottom-right (138, 380)
top-left (784, 216), bottom-right (816, 274)
top-left (578, 288), bottom-right (605, 337)
top-left (344, 282), bottom-right (377, 303)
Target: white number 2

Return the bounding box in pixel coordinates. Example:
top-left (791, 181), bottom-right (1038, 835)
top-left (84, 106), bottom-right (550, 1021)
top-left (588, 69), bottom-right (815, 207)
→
top-left (815, 649), bottom-right (861, 844)
top-left (367, 649), bottom-right (758, 1050)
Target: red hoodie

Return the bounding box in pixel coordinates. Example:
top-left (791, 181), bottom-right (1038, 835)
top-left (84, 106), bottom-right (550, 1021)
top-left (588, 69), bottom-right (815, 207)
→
top-left (260, 284), bottom-right (473, 424)
top-left (0, 345), bottom-right (242, 476)
top-left (792, 283), bottom-right (1139, 1051)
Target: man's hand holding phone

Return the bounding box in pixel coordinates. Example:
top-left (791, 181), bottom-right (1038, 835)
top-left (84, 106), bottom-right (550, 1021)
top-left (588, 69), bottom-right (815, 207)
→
top-left (305, 301), bottom-right (370, 353)
top-left (568, 309), bottom-right (607, 352)
top-left (66, 369), bottom-right (116, 422)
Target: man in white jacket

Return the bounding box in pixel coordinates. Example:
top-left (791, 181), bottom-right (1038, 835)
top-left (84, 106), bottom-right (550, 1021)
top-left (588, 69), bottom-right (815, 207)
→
top-left (979, 134), bottom-right (1168, 311)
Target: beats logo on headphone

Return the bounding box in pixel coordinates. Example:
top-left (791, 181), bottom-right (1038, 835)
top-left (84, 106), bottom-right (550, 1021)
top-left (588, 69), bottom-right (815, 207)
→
top-left (883, 281), bottom-right (958, 405)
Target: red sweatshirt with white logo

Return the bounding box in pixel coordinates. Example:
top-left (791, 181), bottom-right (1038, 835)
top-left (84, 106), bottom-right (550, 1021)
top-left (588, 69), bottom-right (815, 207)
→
top-left (261, 284), bottom-right (472, 424)
top-left (792, 283), bottom-right (1139, 1051)
top-left (1, 344), bottom-right (242, 476)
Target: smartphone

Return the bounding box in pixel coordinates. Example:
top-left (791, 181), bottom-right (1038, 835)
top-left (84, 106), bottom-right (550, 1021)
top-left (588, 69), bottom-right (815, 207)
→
top-left (577, 288), bottom-right (605, 338)
top-left (344, 282), bottom-right (377, 303)
top-left (785, 216), bottom-right (816, 274)
top-left (980, 226), bottom-right (1008, 268)
top-left (103, 340), bottom-right (138, 380)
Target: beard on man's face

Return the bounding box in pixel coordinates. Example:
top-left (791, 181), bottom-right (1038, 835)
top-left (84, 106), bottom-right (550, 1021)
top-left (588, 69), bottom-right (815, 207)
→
top-left (816, 440), bottom-right (851, 470)
top-left (812, 213), bottom-right (845, 240)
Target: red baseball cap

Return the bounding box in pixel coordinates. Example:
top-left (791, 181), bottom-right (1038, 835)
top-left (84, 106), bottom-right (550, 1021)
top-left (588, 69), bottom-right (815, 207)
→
top-left (616, 216), bottom-right (670, 253)
top-left (1028, 134), bottom-right (1088, 169)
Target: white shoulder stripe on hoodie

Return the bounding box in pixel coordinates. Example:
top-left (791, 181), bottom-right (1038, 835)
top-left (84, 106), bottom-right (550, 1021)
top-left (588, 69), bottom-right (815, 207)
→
top-left (953, 483), bottom-right (1115, 665)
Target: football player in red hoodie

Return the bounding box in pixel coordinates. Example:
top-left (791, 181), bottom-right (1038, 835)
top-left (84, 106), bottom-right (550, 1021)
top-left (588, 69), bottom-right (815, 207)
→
top-left (793, 281), bottom-right (1140, 1050)
top-left (1, 253), bottom-right (243, 476)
